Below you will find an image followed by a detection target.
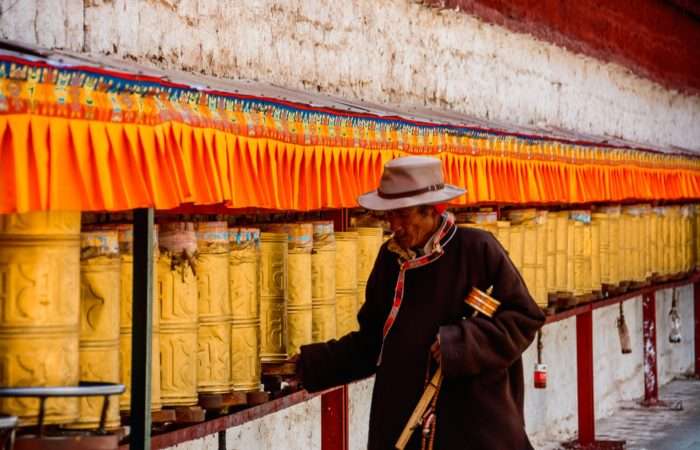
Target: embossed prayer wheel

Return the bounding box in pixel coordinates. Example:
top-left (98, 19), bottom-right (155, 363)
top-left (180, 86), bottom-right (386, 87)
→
top-left (0, 211), bottom-right (81, 425)
top-left (568, 211), bottom-right (591, 298)
top-left (75, 229), bottom-right (121, 429)
top-left (544, 213), bottom-right (556, 296)
top-left (621, 206), bottom-right (643, 282)
top-left (506, 210), bottom-right (538, 306)
top-left (606, 207), bottom-right (621, 286)
top-left (355, 227), bottom-right (384, 307)
top-left (551, 212), bottom-right (569, 293)
top-left (649, 207), bottom-right (661, 276)
top-left (495, 220), bottom-right (511, 250)
top-left (311, 222), bottom-right (337, 343)
top-left (158, 222), bottom-right (198, 406)
top-left (117, 224), bottom-right (162, 412)
top-left (286, 224), bottom-right (313, 356)
top-left (534, 211), bottom-right (548, 308)
top-left (566, 218), bottom-right (575, 294)
top-left (195, 222), bottom-right (231, 394)
top-left (259, 232), bottom-right (288, 362)
top-left (507, 221), bottom-right (524, 279)
top-left (229, 228), bottom-right (261, 392)
top-left (590, 219), bottom-right (601, 294)
top-left (335, 232), bottom-right (359, 337)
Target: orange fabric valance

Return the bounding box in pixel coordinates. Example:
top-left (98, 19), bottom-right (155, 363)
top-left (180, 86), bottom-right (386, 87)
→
top-left (1, 54), bottom-right (699, 214)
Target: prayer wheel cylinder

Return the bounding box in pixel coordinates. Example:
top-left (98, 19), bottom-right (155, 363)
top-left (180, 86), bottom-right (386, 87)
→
top-left (649, 208), bottom-right (660, 276)
top-left (229, 228), bottom-right (261, 392)
top-left (259, 232), bottom-right (288, 362)
top-left (590, 219), bottom-right (601, 293)
top-left (75, 230), bottom-right (121, 429)
top-left (582, 223), bottom-right (592, 294)
top-left (118, 224), bottom-right (162, 412)
top-left (335, 232), bottom-right (359, 337)
top-left (311, 222), bottom-right (337, 343)
top-left (286, 224), bottom-right (313, 356)
top-left (606, 207), bottom-right (621, 285)
top-left (508, 223), bottom-right (524, 274)
top-left (355, 227), bottom-right (383, 307)
top-left (0, 211), bottom-right (81, 425)
top-left (592, 213), bottom-right (609, 285)
top-left (506, 210), bottom-right (538, 306)
top-left (658, 207), bottom-right (670, 276)
top-left (552, 212), bottom-right (569, 293)
top-left (158, 222), bottom-right (198, 406)
top-left (544, 214), bottom-right (556, 296)
top-left (640, 205), bottom-right (652, 279)
top-left (496, 220), bottom-right (511, 251)
top-left (572, 221), bottom-right (585, 296)
top-left (534, 212), bottom-right (548, 308)
top-left (195, 222), bottom-right (231, 394)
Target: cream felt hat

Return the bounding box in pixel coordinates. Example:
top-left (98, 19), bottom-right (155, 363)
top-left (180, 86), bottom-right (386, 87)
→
top-left (357, 156), bottom-right (466, 211)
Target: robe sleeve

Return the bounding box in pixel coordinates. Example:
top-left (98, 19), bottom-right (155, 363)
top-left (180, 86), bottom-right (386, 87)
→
top-left (298, 248), bottom-right (389, 392)
top-left (438, 232), bottom-right (545, 378)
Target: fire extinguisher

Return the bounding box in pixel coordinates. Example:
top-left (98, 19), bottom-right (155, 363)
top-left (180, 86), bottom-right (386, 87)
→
top-left (534, 331), bottom-right (547, 389)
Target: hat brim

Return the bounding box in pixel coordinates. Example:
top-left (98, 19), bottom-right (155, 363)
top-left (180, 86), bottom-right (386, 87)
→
top-left (357, 184), bottom-right (466, 211)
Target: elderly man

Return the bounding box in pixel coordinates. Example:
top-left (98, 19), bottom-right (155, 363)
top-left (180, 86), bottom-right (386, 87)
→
top-left (295, 156), bottom-right (545, 450)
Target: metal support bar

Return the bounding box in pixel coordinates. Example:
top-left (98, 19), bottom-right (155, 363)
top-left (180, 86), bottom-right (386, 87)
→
top-left (576, 311), bottom-right (595, 444)
top-left (695, 282), bottom-right (700, 377)
top-left (130, 208), bottom-right (154, 450)
top-left (321, 386), bottom-right (348, 450)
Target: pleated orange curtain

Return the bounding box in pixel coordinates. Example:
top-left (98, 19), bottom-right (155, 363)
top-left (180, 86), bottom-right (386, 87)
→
top-left (3, 113), bottom-right (700, 214)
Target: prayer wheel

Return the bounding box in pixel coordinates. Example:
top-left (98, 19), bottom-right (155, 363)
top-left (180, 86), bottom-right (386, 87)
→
top-left (195, 222), bottom-right (231, 394)
top-left (311, 222), bottom-right (337, 343)
top-left (592, 213), bottom-right (609, 286)
top-left (0, 211), bottom-right (81, 425)
top-left (75, 229), bottom-right (121, 429)
top-left (606, 207), bottom-right (621, 286)
top-left (622, 206), bottom-right (643, 282)
top-left (335, 232), bottom-right (359, 337)
top-left (649, 207), bottom-right (660, 276)
top-left (229, 228), bottom-right (261, 392)
top-left (582, 221), bottom-right (592, 295)
top-left (287, 224), bottom-right (313, 356)
top-left (590, 219), bottom-right (601, 294)
top-left (637, 205), bottom-right (651, 280)
top-left (566, 218), bottom-right (575, 294)
top-left (355, 227), bottom-right (384, 307)
top-left (544, 214), bottom-right (556, 297)
top-left (508, 222), bottom-right (524, 275)
top-left (551, 212), bottom-right (569, 293)
top-left (506, 210), bottom-right (539, 306)
top-left (534, 211), bottom-right (548, 308)
top-left (259, 232), bottom-right (288, 362)
top-left (117, 224), bottom-right (162, 412)
top-left (495, 220), bottom-right (511, 250)
top-left (158, 222), bottom-right (198, 406)
top-left (571, 220), bottom-right (585, 296)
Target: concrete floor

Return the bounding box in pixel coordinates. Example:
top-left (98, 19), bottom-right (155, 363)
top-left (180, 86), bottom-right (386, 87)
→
top-left (589, 377), bottom-right (700, 450)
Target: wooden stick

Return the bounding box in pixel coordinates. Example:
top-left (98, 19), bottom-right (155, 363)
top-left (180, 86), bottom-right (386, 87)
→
top-left (395, 366), bottom-right (443, 450)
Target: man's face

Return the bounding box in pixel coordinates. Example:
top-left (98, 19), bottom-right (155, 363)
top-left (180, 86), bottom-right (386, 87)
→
top-left (385, 206), bottom-right (438, 249)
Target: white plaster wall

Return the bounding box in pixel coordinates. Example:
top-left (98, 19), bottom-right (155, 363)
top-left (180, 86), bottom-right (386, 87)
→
top-left (348, 377), bottom-right (374, 450)
top-left (1, 0), bottom-right (699, 151)
top-left (164, 434), bottom-right (219, 450)
top-left (225, 396), bottom-right (321, 450)
top-left (656, 285), bottom-right (696, 385)
top-left (524, 317), bottom-right (579, 448)
top-left (592, 300), bottom-right (645, 419)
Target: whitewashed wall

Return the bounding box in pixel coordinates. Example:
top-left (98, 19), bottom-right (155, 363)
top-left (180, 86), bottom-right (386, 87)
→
top-left (2, 0), bottom-right (699, 151)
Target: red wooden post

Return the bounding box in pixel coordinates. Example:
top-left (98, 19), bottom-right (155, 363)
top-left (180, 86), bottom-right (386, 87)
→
top-left (321, 386), bottom-right (349, 450)
top-left (642, 292), bottom-right (659, 405)
top-left (695, 282), bottom-right (700, 377)
top-left (576, 310), bottom-right (595, 444)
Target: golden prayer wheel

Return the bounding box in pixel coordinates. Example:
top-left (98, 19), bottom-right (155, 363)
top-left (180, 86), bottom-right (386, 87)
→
top-left (649, 208), bottom-right (660, 276)
top-left (495, 220), bottom-right (511, 250)
top-left (195, 222), bottom-right (231, 394)
top-left (506, 210), bottom-right (539, 306)
top-left (590, 219), bottom-right (601, 293)
top-left (158, 222), bottom-right (198, 406)
top-left (355, 227), bottom-right (384, 307)
top-left (592, 213), bottom-right (609, 285)
top-left (544, 215), bottom-right (556, 297)
top-left (622, 206), bottom-right (644, 282)
top-left (75, 229), bottom-right (121, 429)
top-left (571, 220), bottom-right (585, 296)
top-left (259, 232), bottom-right (288, 362)
top-left (0, 211), bottom-right (81, 425)
top-left (566, 218), bottom-right (575, 294)
top-left (606, 207), bottom-right (621, 286)
top-left (311, 221), bottom-right (337, 343)
top-left (551, 212), bottom-right (569, 293)
top-left (117, 224), bottom-right (162, 413)
top-left (335, 232), bottom-right (359, 337)
top-left (582, 222), bottom-right (592, 294)
top-left (229, 228), bottom-right (261, 392)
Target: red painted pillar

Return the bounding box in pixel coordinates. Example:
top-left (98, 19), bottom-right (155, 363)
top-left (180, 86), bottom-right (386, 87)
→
top-left (642, 292), bottom-right (659, 405)
top-left (322, 386), bottom-right (349, 450)
top-left (695, 282), bottom-right (700, 377)
top-left (576, 310), bottom-right (595, 444)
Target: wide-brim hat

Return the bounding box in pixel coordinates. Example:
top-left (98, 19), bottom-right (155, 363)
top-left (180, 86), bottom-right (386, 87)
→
top-left (357, 156), bottom-right (466, 211)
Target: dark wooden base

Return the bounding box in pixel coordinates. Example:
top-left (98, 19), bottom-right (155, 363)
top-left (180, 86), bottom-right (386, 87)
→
top-left (171, 406), bottom-right (205, 423)
top-left (198, 392), bottom-right (247, 410)
top-left (246, 390), bottom-right (270, 406)
top-left (121, 408), bottom-right (176, 425)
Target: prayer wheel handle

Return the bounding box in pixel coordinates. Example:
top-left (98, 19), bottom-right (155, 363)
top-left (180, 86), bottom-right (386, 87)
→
top-left (0, 382), bottom-right (125, 437)
top-left (0, 415), bottom-right (17, 450)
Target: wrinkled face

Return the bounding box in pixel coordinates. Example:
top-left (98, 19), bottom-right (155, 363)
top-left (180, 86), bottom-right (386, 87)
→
top-left (385, 206), bottom-right (439, 250)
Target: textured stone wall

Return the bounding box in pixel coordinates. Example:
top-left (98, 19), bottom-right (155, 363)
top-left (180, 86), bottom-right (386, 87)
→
top-left (1, 0), bottom-right (699, 151)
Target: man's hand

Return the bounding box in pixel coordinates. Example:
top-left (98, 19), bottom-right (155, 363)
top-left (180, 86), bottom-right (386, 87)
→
top-left (430, 337), bottom-right (441, 364)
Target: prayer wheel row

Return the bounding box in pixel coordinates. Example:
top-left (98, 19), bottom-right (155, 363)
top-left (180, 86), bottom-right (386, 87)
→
top-left (457, 204), bottom-right (700, 309)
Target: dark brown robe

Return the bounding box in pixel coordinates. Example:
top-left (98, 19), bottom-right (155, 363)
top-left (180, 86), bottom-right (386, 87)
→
top-left (299, 226), bottom-right (545, 450)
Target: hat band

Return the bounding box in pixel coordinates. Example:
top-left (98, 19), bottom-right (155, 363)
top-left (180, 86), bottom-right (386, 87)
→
top-left (377, 183), bottom-right (445, 199)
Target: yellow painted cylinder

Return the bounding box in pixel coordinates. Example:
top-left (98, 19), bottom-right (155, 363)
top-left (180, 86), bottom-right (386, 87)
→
top-left (195, 222), bottom-right (231, 394)
top-left (552, 212), bottom-right (569, 292)
top-left (592, 213), bottom-right (609, 285)
top-left (229, 228), bottom-right (261, 392)
top-left (117, 224), bottom-right (162, 412)
top-left (496, 220), bottom-right (511, 251)
top-left (355, 227), bottom-right (383, 308)
top-left (0, 211), bottom-right (81, 425)
top-left (590, 220), bottom-right (601, 293)
top-left (335, 232), bottom-right (359, 337)
top-left (158, 222), bottom-right (198, 406)
top-left (286, 224), bottom-right (313, 356)
top-left (607, 207), bottom-right (621, 285)
top-left (508, 223), bottom-right (524, 272)
top-left (259, 232), bottom-right (288, 362)
top-left (572, 221), bottom-right (585, 296)
top-left (649, 208), bottom-right (660, 275)
top-left (639, 205), bottom-right (652, 279)
top-left (566, 220), bottom-right (575, 294)
top-left (75, 230), bottom-right (121, 429)
top-left (311, 222), bottom-right (336, 343)
top-left (544, 214), bottom-right (556, 295)
top-left (506, 209), bottom-right (537, 305)
top-left (534, 212), bottom-right (548, 308)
